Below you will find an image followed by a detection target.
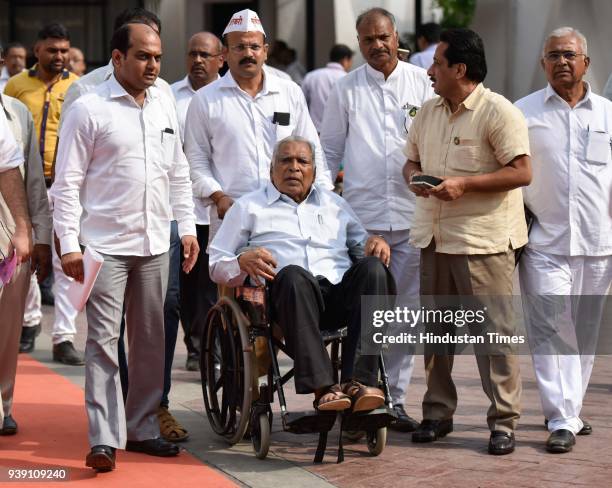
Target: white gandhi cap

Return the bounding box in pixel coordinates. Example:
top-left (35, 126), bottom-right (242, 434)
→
top-left (222, 9), bottom-right (266, 37)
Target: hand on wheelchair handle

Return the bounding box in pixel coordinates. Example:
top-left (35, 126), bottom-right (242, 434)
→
top-left (365, 235), bottom-right (391, 267)
top-left (238, 247), bottom-right (277, 285)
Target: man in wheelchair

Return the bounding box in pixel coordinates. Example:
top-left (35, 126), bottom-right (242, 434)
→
top-left (209, 136), bottom-right (396, 413)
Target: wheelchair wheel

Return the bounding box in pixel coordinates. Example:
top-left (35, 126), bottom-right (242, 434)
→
top-left (252, 412), bottom-right (271, 460)
top-left (367, 427), bottom-right (387, 456)
top-left (201, 296), bottom-right (253, 445)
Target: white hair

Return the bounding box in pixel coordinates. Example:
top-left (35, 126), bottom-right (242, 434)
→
top-left (271, 136), bottom-right (316, 168)
top-left (542, 27), bottom-right (588, 57)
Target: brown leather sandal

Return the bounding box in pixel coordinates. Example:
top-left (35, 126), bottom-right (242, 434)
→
top-left (158, 406), bottom-right (189, 442)
top-left (342, 380), bottom-right (385, 412)
top-left (314, 384), bottom-right (352, 411)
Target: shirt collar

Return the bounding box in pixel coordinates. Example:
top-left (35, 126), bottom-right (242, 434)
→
top-left (106, 73), bottom-right (159, 101)
top-left (435, 82), bottom-right (484, 111)
top-left (103, 59), bottom-right (114, 80)
top-left (365, 60), bottom-right (400, 84)
top-left (424, 43), bottom-right (438, 53)
top-left (28, 63), bottom-right (71, 80)
top-left (265, 180), bottom-right (319, 205)
top-left (219, 69), bottom-right (280, 95)
top-left (326, 62), bottom-right (345, 71)
top-left (0, 93), bottom-right (11, 121)
top-left (544, 81), bottom-right (593, 109)
top-left (176, 75), bottom-right (196, 94)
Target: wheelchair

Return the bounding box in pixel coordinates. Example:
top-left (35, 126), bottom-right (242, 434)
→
top-left (199, 284), bottom-right (397, 463)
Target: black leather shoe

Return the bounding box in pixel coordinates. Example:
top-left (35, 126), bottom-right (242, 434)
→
top-left (546, 429), bottom-right (576, 453)
top-left (544, 418), bottom-right (592, 435)
top-left (185, 353), bottom-right (199, 372)
top-left (0, 415), bottom-right (18, 435)
top-left (53, 341), bottom-right (85, 366)
top-left (389, 404), bottom-right (419, 432)
top-left (488, 430), bottom-right (515, 455)
top-left (125, 437), bottom-right (179, 457)
top-left (19, 324), bottom-right (41, 354)
top-left (86, 445), bottom-right (116, 472)
top-left (412, 418), bottom-right (453, 443)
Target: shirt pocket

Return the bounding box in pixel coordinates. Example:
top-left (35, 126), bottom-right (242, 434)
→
top-left (448, 138), bottom-right (481, 173)
top-left (585, 130), bottom-right (611, 165)
top-left (159, 132), bottom-right (177, 171)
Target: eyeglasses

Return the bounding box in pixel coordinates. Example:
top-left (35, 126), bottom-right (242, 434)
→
top-left (229, 43), bottom-right (263, 54)
top-left (188, 50), bottom-right (222, 60)
top-left (543, 51), bottom-right (587, 62)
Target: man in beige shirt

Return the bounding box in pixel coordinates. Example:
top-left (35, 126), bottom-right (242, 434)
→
top-left (403, 28), bottom-right (531, 455)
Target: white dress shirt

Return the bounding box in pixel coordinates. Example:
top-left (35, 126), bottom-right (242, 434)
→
top-left (62, 60), bottom-right (175, 117)
top-left (515, 83), bottom-right (612, 256)
top-left (184, 70), bottom-right (333, 222)
top-left (51, 75), bottom-right (195, 257)
top-left (0, 108), bottom-right (23, 171)
top-left (263, 64), bottom-right (292, 81)
top-left (209, 181), bottom-right (368, 286)
top-left (320, 61), bottom-right (434, 231)
top-left (0, 66), bottom-right (10, 93)
top-left (409, 43), bottom-right (438, 70)
top-left (302, 62), bottom-right (347, 131)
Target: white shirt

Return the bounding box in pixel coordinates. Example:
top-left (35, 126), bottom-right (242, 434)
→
top-left (302, 62), bottom-right (347, 131)
top-left (209, 181), bottom-right (368, 286)
top-left (0, 108), bottom-right (23, 171)
top-left (320, 61), bottom-right (434, 231)
top-left (515, 83), bottom-right (612, 256)
top-left (0, 66), bottom-right (10, 92)
top-left (51, 75), bottom-right (196, 257)
top-left (62, 60), bottom-right (175, 117)
top-left (409, 43), bottom-right (438, 70)
top-left (171, 75), bottom-right (219, 225)
top-left (263, 64), bottom-right (292, 81)
top-left (184, 70), bottom-right (333, 220)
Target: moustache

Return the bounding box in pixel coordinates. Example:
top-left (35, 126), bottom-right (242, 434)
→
top-left (239, 57), bottom-right (257, 65)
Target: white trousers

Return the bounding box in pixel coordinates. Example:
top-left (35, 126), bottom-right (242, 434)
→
top-left (22, 272), bottom-right (42, 327)
top-left (51, 249), bottom-right (78, 344)
top-left (371, 229), bottom-right (420, 406)
top-left (519, 248), bottom-right (612, 434)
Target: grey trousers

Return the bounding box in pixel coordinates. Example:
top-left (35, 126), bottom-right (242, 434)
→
top-left (0, 262), bottom-right (30, 421)
top-left (85, 252), bottom-right (168, 448)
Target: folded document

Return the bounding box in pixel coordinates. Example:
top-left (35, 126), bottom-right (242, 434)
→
top-left (66, 247), bottom-right (104, 312)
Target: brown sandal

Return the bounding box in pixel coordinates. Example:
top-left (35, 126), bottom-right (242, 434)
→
top-left (158, 406), bottom-right (189, 442)
top-left (314, 384), bottom-right (352, 411)
top-left (342, 380), bottom-right (385, 412)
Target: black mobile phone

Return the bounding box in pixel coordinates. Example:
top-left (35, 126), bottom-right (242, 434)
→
top-left (411, 174), bottom-right (443, 187)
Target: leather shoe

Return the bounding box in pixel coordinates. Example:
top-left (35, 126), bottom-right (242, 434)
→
top-left (0, 415), bottom-right (18, 435)
top-left (412, 418), bottom-right (453, 443)
top-left (488, 430), bottom-right (515, 455)
top-left (125, 437), bottom-right (180, 457)
top-left (341, 380), bottom-right (385, 412)
top-left (86, 445), bottom-right (115, 472)
top-left (389, 404), bottom-right (419, 432)
top-left (53, 341), bottom-right (85, 365)
top-left (544, 418), bottom-right (592, 436)
top-left (19, 324), bottom-right (41, 353)
top-left (546, 429), bottom-right (576, 453)
top-left (185, 353), bottom-right (199, 372)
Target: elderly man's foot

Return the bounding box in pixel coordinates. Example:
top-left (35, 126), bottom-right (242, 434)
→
top-left (0, 415), bottom-right (18, 435)
top-left (546, 429), bottom-right (575, 453)
top-left (389, 404), bottom-right (419, 432)
top-left (488, 431), bottom-right (515, 455)
top-left (342, 380), bottom-right (385, 412)
top-left (158, 406), bottom-right (189, 442)
top-left (545, 418), bottom-right (592, 436)
top-left (412, 419), bottom-right (453, 443)
top-left (53, 341), bottom-right (85, 365)
top-left (185, 353), bottom-right (199, 371)
top-left (314, 384), bottom-right (351, 411)
top-left (85, 445), bottom-right (116, 472)
top-left (126, 437), bottom-right (180, 457)
top-left (19, 324), bottom-right (41, 353)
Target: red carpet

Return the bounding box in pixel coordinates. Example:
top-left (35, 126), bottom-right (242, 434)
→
top-left (0, 355), bottom-right (237, 487)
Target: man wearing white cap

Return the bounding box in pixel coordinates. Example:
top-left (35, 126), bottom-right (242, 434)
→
top-left (184, 8), bottom-right (332, 235)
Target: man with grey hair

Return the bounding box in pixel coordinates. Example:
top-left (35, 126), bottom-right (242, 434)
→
top-left (321, 6), bottom-right (433, 431)
top-left (209, 136), bottom-right (393, 411)
top-left (515, 26), bottom-right (612, 453)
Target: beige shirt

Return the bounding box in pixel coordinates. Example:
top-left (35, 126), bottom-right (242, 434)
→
top-left (404, 83), bottom-right (530, 254)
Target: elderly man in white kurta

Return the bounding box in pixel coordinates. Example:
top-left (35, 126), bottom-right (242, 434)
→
top-left (320, 7), bottom-right (433, 431)
top-left (515, 27), bottom-right (612, 454)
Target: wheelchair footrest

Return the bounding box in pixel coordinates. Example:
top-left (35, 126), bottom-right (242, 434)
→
top-left (283, 410), bottom-right (337, 434)
top-left (340, 407), bottom-right (397, 432)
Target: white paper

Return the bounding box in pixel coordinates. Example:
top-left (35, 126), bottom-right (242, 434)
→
top-left (66, 247), bottom-right (104, 312)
